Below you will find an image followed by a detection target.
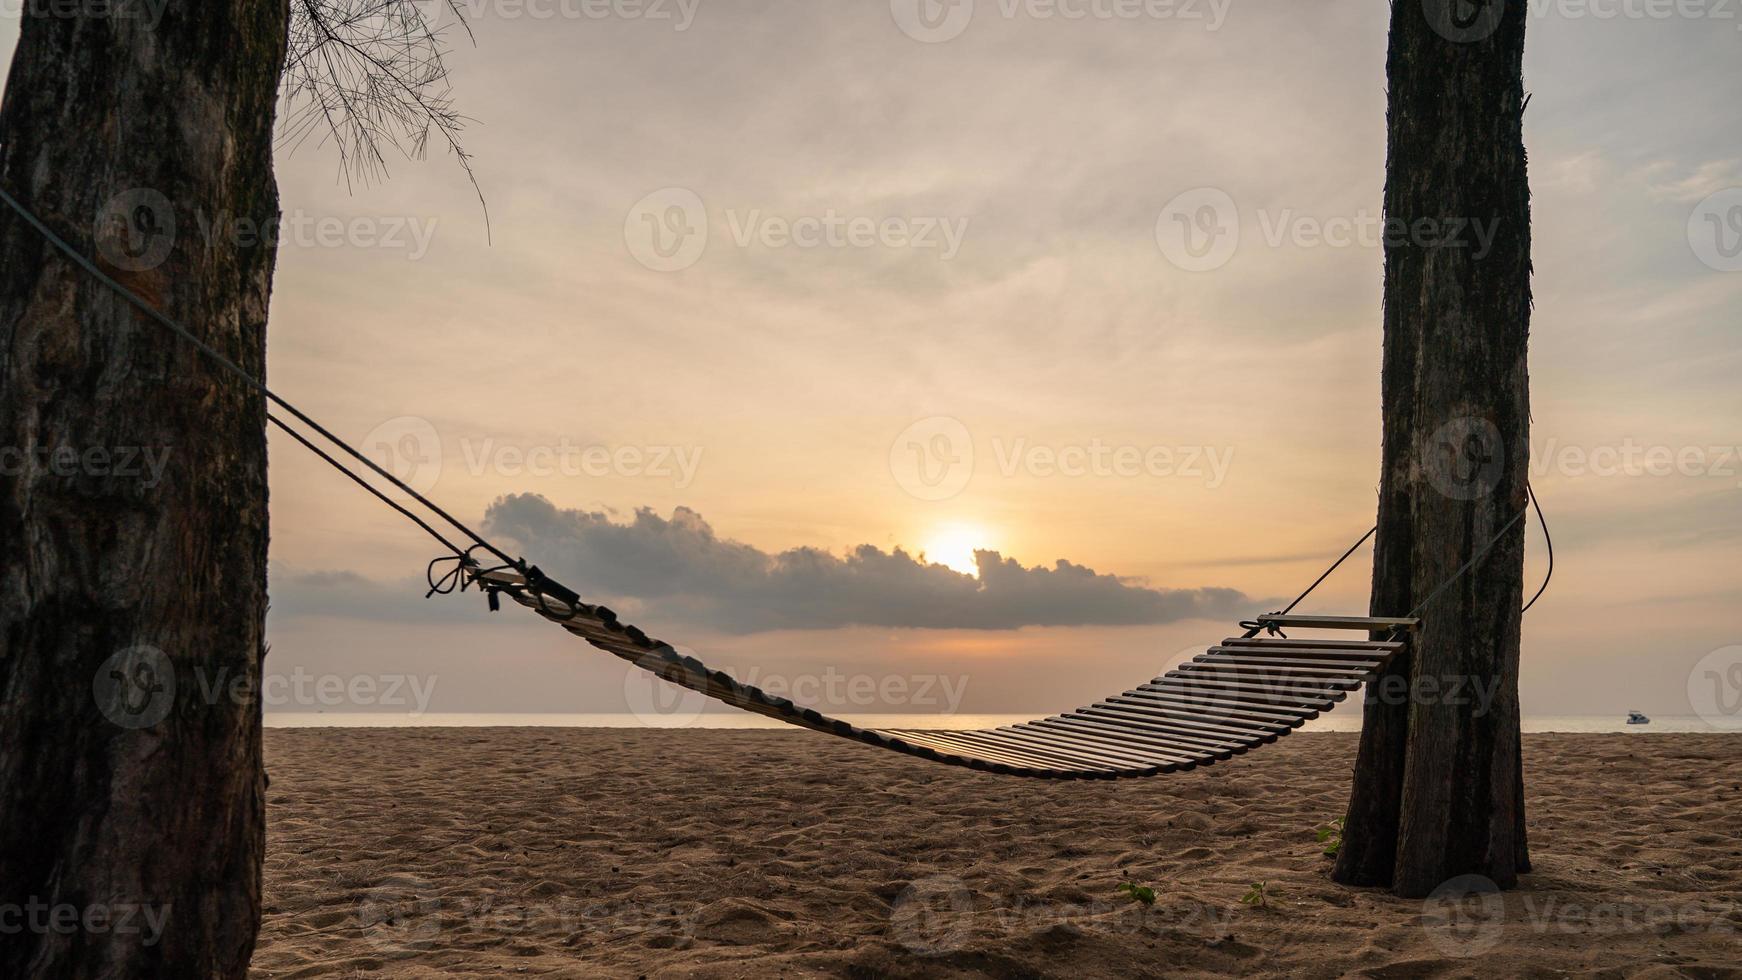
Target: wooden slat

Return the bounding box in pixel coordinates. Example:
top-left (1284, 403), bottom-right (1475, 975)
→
top-left (1167, 666), bottom-right (1362, 691)
top-left (1189, 658), bottom-right (1373, 681)
top-left (887, 730), bottom-right (1050, 771)
top-left (1121, 689), bottom-right (1314, 724)
top-left (1041, 713), bottom-right (1236, 759)
top-left (1205, 650), bottom-right (1390, 669)
top-left (1073, 703), bottom-right (1254, 748)
top-left (1147, 677), bottom-right (1344, 707)
top-left (1221, 637), bottom-right (1403, 652)
top-left (995, 726), bottom-right (1172, 771)
top-left (1118, 689), bottom-right (1311, 727)
top-left (944, 730), bottom-right (1128, 775)
top-left (1200, 653), bottom-right (1387, 671)
top-left (1254, 614), bottom-right (1419, 631)
top-left (915, 729), bottom-right (1113, 774)
top-left (1133, 680), bottom-right (1334, 713)
top-left (1085, 702), bottom-right (1274, 745)
top-left (1027, 717), bottom-right (1219, 764)
top-left (1066, 717), bottom-right (1247, 762)
top-left (1023, 721), bottom-right (1204, 769)
top-left (890, 731), bottom-right (1065, 773)
top-left (1100, 696), bottom-right (1291, 736)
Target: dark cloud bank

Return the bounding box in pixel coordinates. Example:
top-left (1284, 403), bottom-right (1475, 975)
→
top-left (453, 493), bottom-right (1252, 634)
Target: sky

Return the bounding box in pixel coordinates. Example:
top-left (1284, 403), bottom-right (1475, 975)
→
top-left (3, 1), bottom-right (1738, 723)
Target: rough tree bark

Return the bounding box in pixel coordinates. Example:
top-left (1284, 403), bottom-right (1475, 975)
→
top-left (0, 3), bottom-right (287, 976)
top-left (1333, 0), bottom-right (1533, 898)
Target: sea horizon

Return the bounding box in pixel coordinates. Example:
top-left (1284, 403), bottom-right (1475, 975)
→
top-left (263, 712), bottom-right (1736, 734)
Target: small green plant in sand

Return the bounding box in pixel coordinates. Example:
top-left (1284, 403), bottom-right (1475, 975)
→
top-left (1316, 817), bottom-right (1346, 858)
top-left (1240, 881), bottom-right (1271, 908)
top-left (1116, 881), bottom-right (1157, 906)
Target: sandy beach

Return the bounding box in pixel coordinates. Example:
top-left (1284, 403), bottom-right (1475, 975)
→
top-left (252, 730), bottom-right (1742, 978)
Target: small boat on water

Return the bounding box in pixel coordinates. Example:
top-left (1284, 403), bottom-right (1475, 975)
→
top-left (1626, 710), bottom-right (1650, 725)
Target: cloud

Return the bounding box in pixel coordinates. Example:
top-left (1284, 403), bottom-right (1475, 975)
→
top-left (476, 494), bottom-right (1251, 634)
top-left (1641, 158), bottom-right (1742, 204)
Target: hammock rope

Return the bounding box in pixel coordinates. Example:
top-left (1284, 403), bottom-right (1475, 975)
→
top-left (0, 181), bottom-right (1552, 779)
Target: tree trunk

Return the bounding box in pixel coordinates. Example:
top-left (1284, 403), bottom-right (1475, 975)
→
top-left (0, 4), bottom-right (287, 976)
top-left (1333, 0), bottom-right (1532, 898)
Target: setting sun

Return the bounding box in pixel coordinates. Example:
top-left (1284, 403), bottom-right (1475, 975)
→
top-left (922, 523), bottom-right (991, 578)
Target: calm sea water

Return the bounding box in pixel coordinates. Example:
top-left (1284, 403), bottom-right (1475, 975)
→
top-left (265, 712), bottom-right (1734, 734)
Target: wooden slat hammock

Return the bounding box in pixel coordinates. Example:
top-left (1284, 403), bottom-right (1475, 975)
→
top-left (464, 561), bottom-right (1417, 780)
top-left (0, 183), bottom-right (1542, 782)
